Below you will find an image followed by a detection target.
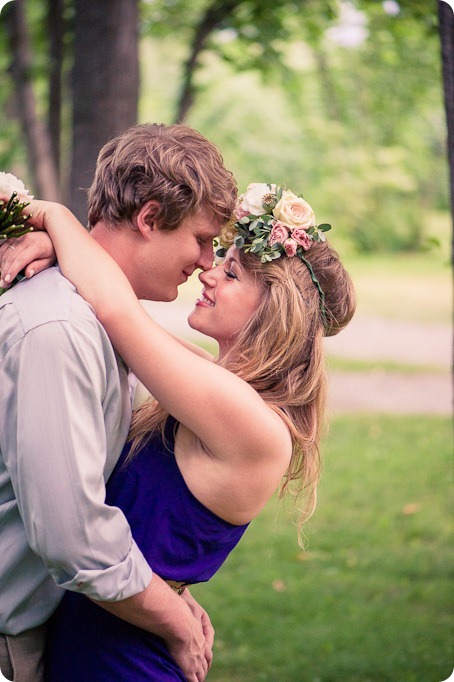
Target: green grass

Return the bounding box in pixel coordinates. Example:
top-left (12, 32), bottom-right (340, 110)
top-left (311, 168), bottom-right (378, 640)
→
top-left (326, 356), bottom-right (447, 374)
top-left (191, 415), bottom-right (453, 682)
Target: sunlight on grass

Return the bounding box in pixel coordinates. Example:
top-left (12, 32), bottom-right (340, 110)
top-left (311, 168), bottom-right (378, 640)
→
top-left (326, 355), bottom-right (446, 374)
top-left (191, 415), bottom-right (453, 682)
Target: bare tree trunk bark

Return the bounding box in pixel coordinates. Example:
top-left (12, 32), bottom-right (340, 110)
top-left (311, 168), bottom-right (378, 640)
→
top-left (47, 0), bottom-right (65, 186)
top-left (438, 0), bottom-right (454, 244)
top-left (5, 0), bottom-right (60, 200)
top-left (70, 0), bottom-right (139, 224)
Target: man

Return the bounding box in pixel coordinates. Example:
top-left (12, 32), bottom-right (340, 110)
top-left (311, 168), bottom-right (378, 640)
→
top-left (0, 123), bottom-right (237, 682)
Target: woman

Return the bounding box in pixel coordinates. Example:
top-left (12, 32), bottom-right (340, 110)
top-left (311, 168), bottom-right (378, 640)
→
top-left (1, 183), bottom-right (355, 681)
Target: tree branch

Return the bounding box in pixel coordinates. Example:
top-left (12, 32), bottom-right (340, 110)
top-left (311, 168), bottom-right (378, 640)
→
top-left (175, 0), bottom-right (243, 122)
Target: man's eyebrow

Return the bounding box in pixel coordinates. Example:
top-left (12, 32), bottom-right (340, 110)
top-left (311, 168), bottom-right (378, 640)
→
top-left (199, 229), bottom-right (219, 239)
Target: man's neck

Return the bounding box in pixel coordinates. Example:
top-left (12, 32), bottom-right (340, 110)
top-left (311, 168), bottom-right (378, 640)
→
top-left (90, 221), bottom-right (137, 292)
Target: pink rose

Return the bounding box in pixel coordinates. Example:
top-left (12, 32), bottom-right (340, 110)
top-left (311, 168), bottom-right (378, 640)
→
top-left (268, 221), bottom-right (289, 247)
top-left (284, 238), bottom-right (298, 257)
top-left (234, 206), bottom-right (250, 220)
top-left (292, 227), bottom-right (312, 251)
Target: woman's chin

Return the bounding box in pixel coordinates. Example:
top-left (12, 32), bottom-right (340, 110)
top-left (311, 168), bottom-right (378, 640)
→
top-left (187, 310), bottom-right (205, 334)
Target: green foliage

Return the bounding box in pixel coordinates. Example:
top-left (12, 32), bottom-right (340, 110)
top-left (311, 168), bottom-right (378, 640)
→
top-left (1, 1), bottom-right (449, 253)
top-left (141, 1), bottom-right (446, 253)
top-left (191, 414), bottom-right (453, 681)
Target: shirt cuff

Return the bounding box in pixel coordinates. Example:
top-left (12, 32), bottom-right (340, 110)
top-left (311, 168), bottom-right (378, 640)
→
top-left (54, 541), bottom-right (153, 601)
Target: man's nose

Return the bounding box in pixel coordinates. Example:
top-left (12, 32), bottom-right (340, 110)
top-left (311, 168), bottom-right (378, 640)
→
top-left (197, 243), bottom-right (215, 271)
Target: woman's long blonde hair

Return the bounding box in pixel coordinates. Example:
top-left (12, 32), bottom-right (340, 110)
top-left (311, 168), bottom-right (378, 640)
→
top-left (128, 238), bottom-right (356, 539)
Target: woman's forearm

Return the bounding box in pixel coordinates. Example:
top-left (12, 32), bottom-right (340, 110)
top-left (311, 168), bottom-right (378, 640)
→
top-left (26, 200), bottom-right (141, 320)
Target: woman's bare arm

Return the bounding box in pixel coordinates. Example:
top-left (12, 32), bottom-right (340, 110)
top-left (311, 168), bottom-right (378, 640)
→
top-left (21, 200), bottom-right (289, 474)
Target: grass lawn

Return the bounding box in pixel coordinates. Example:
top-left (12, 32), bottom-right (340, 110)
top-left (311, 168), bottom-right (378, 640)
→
top-left (191, 415), bottom-right (453, 682)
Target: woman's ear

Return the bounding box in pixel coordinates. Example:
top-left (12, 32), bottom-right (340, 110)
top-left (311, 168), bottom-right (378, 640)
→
top-left (135, 201), bottom-right (160, 239)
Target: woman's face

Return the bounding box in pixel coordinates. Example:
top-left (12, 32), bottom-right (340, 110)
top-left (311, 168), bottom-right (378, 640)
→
top-left (188, 246), bottom-right (262, 354)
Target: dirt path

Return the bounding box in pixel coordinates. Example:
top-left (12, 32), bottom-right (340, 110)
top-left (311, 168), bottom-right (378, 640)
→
top-left (141, 301), bottom-right (452, 416)
top-left (324, 316), bottom-right (452, 415)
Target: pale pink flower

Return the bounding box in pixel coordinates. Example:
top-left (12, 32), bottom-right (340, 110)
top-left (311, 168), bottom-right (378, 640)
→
top-left (292, 227), bottom-right (312, 251)
top-left (273, 190), bottom-right (315, 229)
top-left (234, 206), bottom-right (251, 220)
top-left (268, 221), bottom-right (289, 247)
top-left (284, 238), bottom-right (298, 257)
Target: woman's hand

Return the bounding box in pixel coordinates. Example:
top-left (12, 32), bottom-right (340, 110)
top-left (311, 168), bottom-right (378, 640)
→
top-left (0, 232), bottom-right (56, 288)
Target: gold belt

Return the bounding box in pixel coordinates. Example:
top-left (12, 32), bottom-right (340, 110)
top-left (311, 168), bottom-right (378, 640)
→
top-left (165, 580), bottom-right (192, 595)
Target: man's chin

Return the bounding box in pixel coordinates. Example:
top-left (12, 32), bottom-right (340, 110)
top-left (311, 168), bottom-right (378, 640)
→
top-left (146, 288), bottom-right (178, 303)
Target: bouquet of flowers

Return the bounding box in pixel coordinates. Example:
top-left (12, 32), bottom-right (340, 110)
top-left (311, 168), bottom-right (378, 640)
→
top-left (0, 172), bottom-right (34, 295)
top-left (0, 172), bottom-right (34, 241)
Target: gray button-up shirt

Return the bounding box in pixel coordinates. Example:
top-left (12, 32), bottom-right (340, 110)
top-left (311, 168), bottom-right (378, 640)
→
top-left (0, 267), bottom-right (152, 635)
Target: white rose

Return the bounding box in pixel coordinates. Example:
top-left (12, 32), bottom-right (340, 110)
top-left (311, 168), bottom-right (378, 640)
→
top-left (0, 172), bottom-right (33, 201)
top-left (273, 189), bottom-right (315, 229)
top-left (237, 183), bottom-right (277, 217)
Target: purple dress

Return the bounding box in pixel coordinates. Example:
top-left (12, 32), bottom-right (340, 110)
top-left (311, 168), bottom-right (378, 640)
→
top-left (45, 417), bottom-right (249, 681)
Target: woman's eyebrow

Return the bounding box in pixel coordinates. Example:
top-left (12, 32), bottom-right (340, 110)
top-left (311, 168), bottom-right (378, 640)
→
top-left (225, 256), bottom-right (240, 267)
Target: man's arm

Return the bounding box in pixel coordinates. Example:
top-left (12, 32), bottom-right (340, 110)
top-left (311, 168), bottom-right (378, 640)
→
top-left (0, 308), bottom-right (211, 680)
top-left (94, 576), bottom-right (213, 681)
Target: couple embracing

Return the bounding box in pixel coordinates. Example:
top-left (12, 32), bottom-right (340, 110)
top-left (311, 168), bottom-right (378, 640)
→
top-left (0, 122), bottom-right (355, 681)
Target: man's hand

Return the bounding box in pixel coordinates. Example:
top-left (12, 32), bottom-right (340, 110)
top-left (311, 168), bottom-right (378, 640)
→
top-left (165, 598), bottom-right (212, 682)
top-left (181, 589), bottom-right (214, 671)
top-left (93, 574), bottom-right (212, 682)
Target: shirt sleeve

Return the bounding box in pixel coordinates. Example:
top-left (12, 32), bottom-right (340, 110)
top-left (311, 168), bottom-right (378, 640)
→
top-left (0, 319), bottom-right (153, 601)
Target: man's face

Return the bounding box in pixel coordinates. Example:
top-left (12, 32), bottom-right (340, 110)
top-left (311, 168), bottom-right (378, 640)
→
top-left (136, 209), bottom-right (221, 302)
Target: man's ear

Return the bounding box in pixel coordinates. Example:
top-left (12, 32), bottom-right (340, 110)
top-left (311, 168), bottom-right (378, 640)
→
top-left (135, 201), bottom-right (160, 239)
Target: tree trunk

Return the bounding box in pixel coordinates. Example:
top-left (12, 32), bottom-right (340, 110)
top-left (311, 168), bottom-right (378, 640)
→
top-left (47, 0), bottom-right (65, 186)
top-left (438, 0), bottom-right (454, 242)
top-left (4, 0), bottom-right (60, 200)
top-left (70, 0), bottom-right (139, 224)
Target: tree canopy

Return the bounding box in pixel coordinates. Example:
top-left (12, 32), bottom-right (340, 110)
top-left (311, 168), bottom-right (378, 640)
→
top-left (0, 0), bottom-right (449, 249)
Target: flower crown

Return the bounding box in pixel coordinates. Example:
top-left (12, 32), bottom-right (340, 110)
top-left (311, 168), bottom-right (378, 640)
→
top-left (215, 183), bottom-right (331, 320)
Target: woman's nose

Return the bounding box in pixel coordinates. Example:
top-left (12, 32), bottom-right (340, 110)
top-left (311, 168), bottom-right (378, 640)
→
top-left (198, 265), bottom-right (217, 286)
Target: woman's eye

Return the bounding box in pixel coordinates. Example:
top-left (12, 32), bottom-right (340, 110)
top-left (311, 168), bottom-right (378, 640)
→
top-left (224, 269), bottom-right (237, 280)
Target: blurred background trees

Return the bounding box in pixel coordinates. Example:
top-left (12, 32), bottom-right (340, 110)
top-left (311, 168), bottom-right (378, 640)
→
top-left (0, 0), bottom-right (450, 250)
